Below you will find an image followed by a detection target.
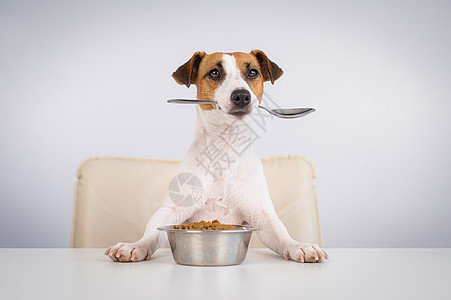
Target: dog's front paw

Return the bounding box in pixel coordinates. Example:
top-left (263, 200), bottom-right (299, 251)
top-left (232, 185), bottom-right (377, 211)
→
top-left (104, 242), bottom-right (150, 262)
top-left (282, 242), bottom-right (329, 263)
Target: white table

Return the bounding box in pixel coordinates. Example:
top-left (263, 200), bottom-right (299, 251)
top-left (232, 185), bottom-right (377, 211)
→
top-left (1, 248), bottom-right (450, 299)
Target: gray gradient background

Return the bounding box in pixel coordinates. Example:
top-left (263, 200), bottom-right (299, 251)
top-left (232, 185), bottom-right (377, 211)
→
top-left (1, 0), bottom-right (450, 248)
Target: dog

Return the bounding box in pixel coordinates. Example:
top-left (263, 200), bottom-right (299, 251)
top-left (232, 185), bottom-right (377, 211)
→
top-left (104, 50), bottom-right (328, 263)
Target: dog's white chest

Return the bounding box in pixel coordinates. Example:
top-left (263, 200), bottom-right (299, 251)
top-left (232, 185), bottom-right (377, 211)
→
top-left (188, 197), bottom-right (234, 222)
top-left (186, 180), bottom-right (243, 223)
top-left (205, 197), bottom-right (229, 214)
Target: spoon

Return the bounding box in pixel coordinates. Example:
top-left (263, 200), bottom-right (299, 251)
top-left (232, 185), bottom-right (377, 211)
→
top-left (167, 99), bottom-right (315, 119)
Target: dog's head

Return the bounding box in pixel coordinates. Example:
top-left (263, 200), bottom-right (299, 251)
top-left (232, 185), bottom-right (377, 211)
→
top-left (172, 50), bottom-right (283, 119)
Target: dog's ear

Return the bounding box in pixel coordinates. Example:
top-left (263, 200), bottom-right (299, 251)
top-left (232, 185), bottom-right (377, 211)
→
top-left (250, 50), bottom-right (283, 84)
top-left (172, 51), bottom-right (206, 88)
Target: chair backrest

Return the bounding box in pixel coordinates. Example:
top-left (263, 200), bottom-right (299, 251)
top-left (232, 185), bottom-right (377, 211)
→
top-left (71, 155), bottom-right (322, 248)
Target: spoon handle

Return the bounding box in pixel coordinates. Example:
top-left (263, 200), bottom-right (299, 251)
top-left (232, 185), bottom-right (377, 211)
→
top-left (167, 99), bottom-right (315, 119)
top-left (257, 105), bottom-right (274, 115)
top-left (167, 99), bottom-right (217, 105)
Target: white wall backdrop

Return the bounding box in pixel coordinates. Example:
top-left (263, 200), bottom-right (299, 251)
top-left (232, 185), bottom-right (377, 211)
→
top-left (1, 0), bottom-right (450, 248)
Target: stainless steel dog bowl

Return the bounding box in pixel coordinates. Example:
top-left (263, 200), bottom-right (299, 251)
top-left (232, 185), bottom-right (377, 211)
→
top-left (157, 225), bottom-right (260, 266)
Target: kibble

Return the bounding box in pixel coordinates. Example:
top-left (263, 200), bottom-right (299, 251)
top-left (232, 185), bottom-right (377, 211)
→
top-left (173, 219), bottom-right (243, 230)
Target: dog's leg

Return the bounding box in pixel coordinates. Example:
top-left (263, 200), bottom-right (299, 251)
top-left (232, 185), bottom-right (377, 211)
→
top-left (252, 207), bottom-right (328, 263)
top-left (103, 150), bottom-right (211, 263)
top-left (104, 203), bottom-right (191, 262)
top-left (241, 166), bottom-right (328, 263)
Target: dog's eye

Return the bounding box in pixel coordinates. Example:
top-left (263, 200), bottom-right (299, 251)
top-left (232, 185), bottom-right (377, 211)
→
top-left (208, 69), bottom-right (221, 79)
top-left (248, 69), bottom-right (259, 79)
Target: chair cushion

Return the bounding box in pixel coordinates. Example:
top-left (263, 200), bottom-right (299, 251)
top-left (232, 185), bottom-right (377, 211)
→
top-left (71, 155), bottom-right (321, 248)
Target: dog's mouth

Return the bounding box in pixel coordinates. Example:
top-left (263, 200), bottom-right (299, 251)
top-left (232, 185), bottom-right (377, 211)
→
top-left (228, 109), bottom-right (250, 118)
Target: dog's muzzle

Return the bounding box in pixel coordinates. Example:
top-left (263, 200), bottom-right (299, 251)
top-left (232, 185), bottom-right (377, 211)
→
top-left (231, 89), bottom-right (251, 108)
top-left (229, 89), bottom-right (251, 118)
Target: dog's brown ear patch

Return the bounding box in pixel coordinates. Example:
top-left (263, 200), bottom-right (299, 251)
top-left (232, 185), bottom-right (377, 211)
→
top-left (250, 50), bottom-right (283, 84)
top-left (172, 51), bottom-right (206, 87)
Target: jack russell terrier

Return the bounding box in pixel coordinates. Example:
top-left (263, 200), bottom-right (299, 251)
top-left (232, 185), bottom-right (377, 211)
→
top-left (105, 50), bottom-right (328, 263)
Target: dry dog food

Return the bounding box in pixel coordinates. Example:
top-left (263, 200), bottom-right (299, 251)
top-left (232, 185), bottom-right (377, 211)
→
top-left (173, 219), bottom-right (243, 230)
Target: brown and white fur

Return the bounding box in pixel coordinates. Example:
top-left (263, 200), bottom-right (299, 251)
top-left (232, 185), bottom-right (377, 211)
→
top-left (105, 50), bottom-right (328, 263)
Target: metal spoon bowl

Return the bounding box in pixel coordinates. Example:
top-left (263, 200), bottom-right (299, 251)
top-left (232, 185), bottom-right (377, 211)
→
top-left (166, 99), bottom-right (315, 119)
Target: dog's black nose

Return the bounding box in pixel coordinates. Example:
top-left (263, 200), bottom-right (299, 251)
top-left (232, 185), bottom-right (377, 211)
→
top-left (231, 89), bottom-right (251, 108)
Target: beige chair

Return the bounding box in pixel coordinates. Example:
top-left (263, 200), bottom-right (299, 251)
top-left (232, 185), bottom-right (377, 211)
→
top-left (71, 155), bottom-right (322, 248)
